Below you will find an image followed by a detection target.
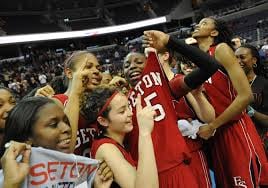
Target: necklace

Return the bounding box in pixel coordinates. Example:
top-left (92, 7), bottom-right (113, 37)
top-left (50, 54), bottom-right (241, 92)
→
top-left (249, 75), bottom-right (257, 86)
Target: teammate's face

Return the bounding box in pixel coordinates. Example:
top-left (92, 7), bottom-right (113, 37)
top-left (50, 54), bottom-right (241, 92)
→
top-left (30, 103), bottom-right (72, 153)
top-left (106, 93), bottom-right (133, 134)
top-left (123, 53), bottom-right (146, 87)
top-left (0, 89), bottom-right (15, 145)
top-left (180, 62), bottom-right (196, 75)
top-left (235, 47), bottom-right (256, 75)
top-left (192, 18), bottom-right (217, 39)
top-left (73, 53), bottom-right (102, 91)
top-left (0, 89), bottom-right (15, 131)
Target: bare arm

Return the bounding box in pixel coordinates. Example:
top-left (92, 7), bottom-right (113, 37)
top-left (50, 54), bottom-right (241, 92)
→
top-left (64, 91), bottom-right (80, 152)
top-left (95, 134), bottom-right (157, 188)
top-left (135, 133), bottom-right (158, 188)
top-left (210, 43), bottom-right (253, 128)
top-left (186, 89), bottom-right (215, 123)
top-left (95, 144), bottom-right (136, 188)
top-left (198, 43), bottom-right (253, 139)
top-left (63, 61), bottom-right (92, 152)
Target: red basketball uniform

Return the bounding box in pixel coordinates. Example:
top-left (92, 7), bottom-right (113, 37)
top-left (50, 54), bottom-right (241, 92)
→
top-left (91, 137), bottom-right (137, 167)
top-left (92, 137), bottom-right (136, 188)
top-left (53, 94), bottom-right (99, 157)
top-left (173, 94), bottom-right (211, 188)
top-left (203, 46), bottom-right (268, 187)
top-left (126, 52), bottom-right (199, 188)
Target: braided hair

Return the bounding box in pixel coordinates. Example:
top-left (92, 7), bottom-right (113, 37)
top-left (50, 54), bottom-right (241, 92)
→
top-left (210, 17), bottom-right (234, 50)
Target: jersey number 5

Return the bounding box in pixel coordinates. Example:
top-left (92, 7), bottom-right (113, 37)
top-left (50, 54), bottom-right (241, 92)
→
top-left (144, 92), bottom-right (166, 121)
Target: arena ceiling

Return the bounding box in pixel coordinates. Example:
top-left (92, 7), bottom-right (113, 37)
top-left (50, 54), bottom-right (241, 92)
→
top-left (0, 0), bottom-right (182, 35)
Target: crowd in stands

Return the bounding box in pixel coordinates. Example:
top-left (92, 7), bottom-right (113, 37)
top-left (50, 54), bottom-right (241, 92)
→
top-left (0, 44), bottom-right (130, 99)
top-left (1, 35), bottom-right (268, 100)
top-left (0, 12), bottom-right (268, 188)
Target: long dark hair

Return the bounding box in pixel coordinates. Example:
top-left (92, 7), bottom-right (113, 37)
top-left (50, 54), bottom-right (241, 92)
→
top-left (210, 17), bottom-right (234, 50)
top-left (50, 75), bottom-right (68, 94)
top-left (80, 86), bottom-right (119, 134)
top-left (0, 97), bottom-right (54, 156)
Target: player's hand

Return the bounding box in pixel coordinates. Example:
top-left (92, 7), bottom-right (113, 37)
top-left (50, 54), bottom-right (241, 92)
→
top-left (97, 160), bottom-right (113, 181)
top-left (136, 94), bottom-right (156, 136)
top-left (71, 60), bottom-right (91, 96)
top-left (191, 85), bottom-right (204, 96)
top-left (94, 173), bottom-right (113, 188)
top-left (109, 76), bottom-right (128, 88)
top-left (1, 141), bottom-right (31, 188)
top-left (35, 85), bottom-right (55, 97)
top-left (185, 37), bottom-right (197, 45)
top-left (197, 124), bottom-right (216, 140)
top-left (142, 30), bottom-right (170, 52)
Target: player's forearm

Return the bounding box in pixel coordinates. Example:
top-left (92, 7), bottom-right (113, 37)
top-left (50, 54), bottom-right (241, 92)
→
top-left (136, 134), bottom-right (159, 188)
top-left (210, 95), bottom-right (250, 129)
top-left (64, 91), bottom-right (80, 152)
top-left (185, 93), bottom-right (202, 118)
top-left (191, 93), bottom-right (215, 123)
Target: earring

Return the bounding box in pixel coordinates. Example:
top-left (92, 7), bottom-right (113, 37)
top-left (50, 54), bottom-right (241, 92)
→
top-left (253, 63), bottom-right (257, 68)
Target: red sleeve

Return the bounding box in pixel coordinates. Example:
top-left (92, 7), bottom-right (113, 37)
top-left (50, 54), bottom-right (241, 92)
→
top-left (169, 74), bottom-right (189, 99)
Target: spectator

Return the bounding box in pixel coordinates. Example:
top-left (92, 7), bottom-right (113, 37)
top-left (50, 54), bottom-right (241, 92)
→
top-left (235, 44), bottom-right (268, 154)
top-left (38, 73), bottom-right (47, 86)
top-left (0, 87), bottom-right (16, 146)
top-left (231, 36), bottom-right (243, 49)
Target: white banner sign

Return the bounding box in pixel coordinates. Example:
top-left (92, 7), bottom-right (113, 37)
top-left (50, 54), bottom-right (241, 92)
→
top-left (0, 147), bottom-right (99, 188)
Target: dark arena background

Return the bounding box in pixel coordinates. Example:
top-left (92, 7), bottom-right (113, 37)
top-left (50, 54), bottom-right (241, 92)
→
top-left (0, 0), bottom-right (267, 97)
top-left (0, 1), bottom-right (268, 188)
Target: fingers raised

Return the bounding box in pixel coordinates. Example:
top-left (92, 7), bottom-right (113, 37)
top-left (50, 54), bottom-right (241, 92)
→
top-left (135, 94), bottom-right (142, 112)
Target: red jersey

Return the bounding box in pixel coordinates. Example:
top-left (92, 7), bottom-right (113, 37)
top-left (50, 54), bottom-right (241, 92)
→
top-left (173, 94), bottom-right (195, 120)
top-left (204, 46), bottom-right (245, 121)
top-left (53, 94), bottom-right (99, 157)
top-left (91, 137), bottom-right (137, 167)
top-left (173, 95), bottom-right (203, 152)
top-left (127, 52), bottom-right (191, 173)
top-left (204, 46), bottom-right (268, 187)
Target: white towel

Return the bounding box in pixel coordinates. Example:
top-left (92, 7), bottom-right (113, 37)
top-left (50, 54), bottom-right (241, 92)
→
top-left (177, 119), bottom-right (204, 139)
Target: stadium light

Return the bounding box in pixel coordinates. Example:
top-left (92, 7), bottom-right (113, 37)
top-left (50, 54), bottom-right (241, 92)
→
top-left (0, 16), bottom-right (167, 45)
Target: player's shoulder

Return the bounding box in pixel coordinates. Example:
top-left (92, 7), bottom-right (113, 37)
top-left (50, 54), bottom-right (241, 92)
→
top-left (215, 43), bottom-right (230, 50)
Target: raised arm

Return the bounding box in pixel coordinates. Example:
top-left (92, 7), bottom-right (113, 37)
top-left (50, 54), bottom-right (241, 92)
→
top-left (143, 30), bottom-right (219, 98)
top-left (63, 61), bottom-right (91, 152)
